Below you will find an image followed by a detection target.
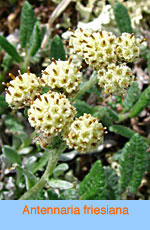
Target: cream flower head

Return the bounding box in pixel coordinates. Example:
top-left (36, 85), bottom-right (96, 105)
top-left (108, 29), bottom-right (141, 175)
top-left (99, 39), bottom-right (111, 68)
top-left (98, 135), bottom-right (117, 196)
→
top-left (69, 28), bottom-right (92, 57)
top-left (5, 69), bottom-right (40, 109)
top-left (41, 57), bottom-right (82, 94)
top-left (28, 91), bottom-right (76, 137)
top-left (64, 113), bottom-right (104, 153)
top-left (116, 33), bottom-right (142, 63)
top-left (98, 63), bottom-right (134, 94)
top-left (69, 29), bottom-right (117, 70)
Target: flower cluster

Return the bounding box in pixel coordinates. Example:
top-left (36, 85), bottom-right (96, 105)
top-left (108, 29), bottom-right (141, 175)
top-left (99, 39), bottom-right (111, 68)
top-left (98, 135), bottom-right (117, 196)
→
top-left (5, 62), bottom-right (103, 152)
top-left (41, 58), bottom-right (82, 94)
top-left (69, 29), bottom-right (143, 68)
top-left (63, 113), bottom-right (104, 153)
top-left (98, 63), bottom-right (134, 94)
top-left (69, 28), bottom-right (144, 94)
top-left (5, 27), bottom-right (144, 153)
top-left (5, 70), bottom-right (40, 109)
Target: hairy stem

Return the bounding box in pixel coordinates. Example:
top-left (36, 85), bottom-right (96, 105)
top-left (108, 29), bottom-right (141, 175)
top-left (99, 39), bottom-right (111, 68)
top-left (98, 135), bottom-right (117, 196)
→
top-left (72, 71), bottom-right (98, 102)
top-left (20, 47), bottom-right (31, 73)
top-left (19, 143), bottom-right (66, 200)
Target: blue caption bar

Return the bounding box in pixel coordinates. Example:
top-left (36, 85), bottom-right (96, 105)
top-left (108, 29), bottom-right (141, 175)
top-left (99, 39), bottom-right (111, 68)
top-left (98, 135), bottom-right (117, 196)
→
top-left (0, 200), bottom-right (149, 230)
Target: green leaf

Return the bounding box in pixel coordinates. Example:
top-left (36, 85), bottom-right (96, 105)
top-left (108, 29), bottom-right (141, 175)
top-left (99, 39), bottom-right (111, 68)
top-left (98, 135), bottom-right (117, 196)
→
top-left (29, 21), bottom-right (42, 56)
top-left (23, 168), bottom-right (37, 190)
top-left (16, 166), bottom-right (25, 186)
top-left (15, 131), bottom-right (32, 148)
top-left (59, 150), bottom-right (77, 162)
top-left (0, 95), bottom-right (8, 115)
top-left (130, 86), bottom-right (150, 118)
top-left (60, 189), bottom-right (79, 200)
top-left (113, 149), bottom-right (123, 161)
top-left (0, 35), bottom-right (21, 63)
top-left (12, 135), bottom-right (21, 149)
top-left (32, 150), bottom-right (50, 174)
top-left (0, 73), bottom-right (4, 93)
top-left (109, 125), bottom-right (135, 138)
top-left (8, 0), bottom-right (17, 4)
top-left (49, 179), bottom-right (73, 190)
top-left (42, 86), bottom-right (50, 94)
top-left (74, 100), bottom-right (95, 117)
top-left (18, 147), bottom-right (33, 155)
top-left (25, 156), bottom-right (37, 171)
top-left (53, 163), bottom-right (69, 177)
top-left (119, 138), bottom-right (137, 191)
top-left (0, 95), bottom-right (8, 108)
top-left (2, 53), bottom-right (14, 73)
top-left (40, 26), bottom-right (46, 42)
top-left (4, 115), bottom-right (24, 133)
top-left (128, 135), bottom-right (148, 194)
top-left (146, 50), bottom-right (150, 74)
top-left (29, 191), bottom-right (45, 200)
top-left (24, 108), bottom-right (28, 117)
top-left (79, 160), bottom-right (106, 200)
top-left (2, 145), bottom-right (21, 165)
top-left (113, 2), bottom-right (132, 33)
top-left (122, 82), bottom-right (140, 112)
top-left (50, 35), bottom-right (65, 61)
top-left (20, 1), bottom-right (35, 48)
top-left (119, 134), bottom-right (148, 193)
top-left (104, 167), bottom-right (120, 200)
top-left (94, 107), bottom-right (118, 127)
top-left (22, 173), bottom-right (45, 200)
top-left (47, 189), bottom-right (59, 200)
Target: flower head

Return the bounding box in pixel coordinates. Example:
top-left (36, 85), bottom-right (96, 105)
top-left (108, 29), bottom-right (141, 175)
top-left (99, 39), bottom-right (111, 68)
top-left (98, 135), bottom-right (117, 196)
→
top-left (64, 113), bottom-right (104, 153)
top-left (116, 33), bottom-right (142, 62)
top-left (28, 91), bottom-right (76, 137)
top-left (41, 58), bottom-right (82, 94)
top-left (98, 63), bottom-right (134, 94)
top-left (69, 28), bottom-right (92, 57)
top-left (69, 29), bottom-right (117, 70)
top-left (5, 69), bottom-right (40, 109)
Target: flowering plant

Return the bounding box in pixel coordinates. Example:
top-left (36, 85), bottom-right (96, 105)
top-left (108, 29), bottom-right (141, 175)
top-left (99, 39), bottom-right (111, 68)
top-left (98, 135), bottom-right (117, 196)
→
top-left (0, 1), bottom-right (150, 200)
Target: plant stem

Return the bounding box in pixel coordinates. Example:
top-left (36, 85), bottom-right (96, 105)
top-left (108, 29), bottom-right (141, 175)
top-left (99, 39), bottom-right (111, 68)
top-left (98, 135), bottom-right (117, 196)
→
top-left (72, 71), bottom-right (98, 102)
top-left (41, 0), bottom-right (72, 50)
top-left (19, 143), bottom-right (66, 200)
top-left (20, 48), bottom-right (31, 73)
